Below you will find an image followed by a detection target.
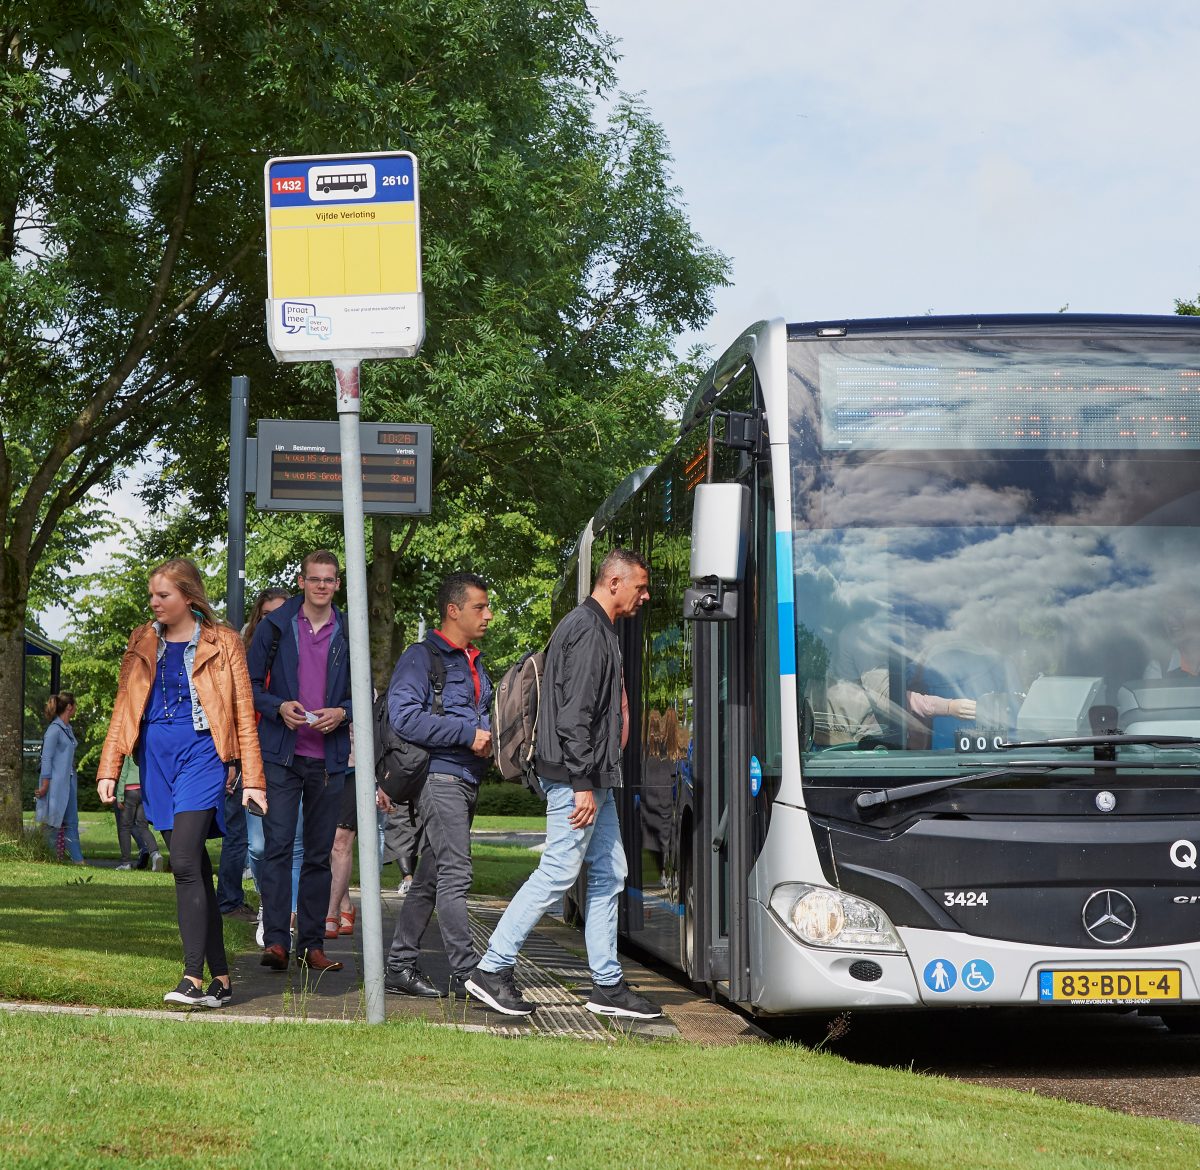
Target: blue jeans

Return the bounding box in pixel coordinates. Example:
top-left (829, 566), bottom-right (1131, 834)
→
top-left (478, 782), bottom-right (626, 985)
top-left (247, 805), bottom-right (304, 913)
top-left (261, 758), bottom-right (342, 956)
top-left (216, 787), bottom-right (248, 913)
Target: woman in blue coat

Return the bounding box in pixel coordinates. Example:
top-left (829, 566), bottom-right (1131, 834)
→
top-left (36, 693), bottom-right (83, 863)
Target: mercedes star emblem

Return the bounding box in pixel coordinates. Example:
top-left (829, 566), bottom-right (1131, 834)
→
top-left (1082, 889), bottom-right (1137, 945)
top-left (1095, 790), bottom-right (1117, 813)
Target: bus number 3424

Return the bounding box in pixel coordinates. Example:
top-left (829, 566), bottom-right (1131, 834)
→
top-left (944, 891), bottom-right (989, 907)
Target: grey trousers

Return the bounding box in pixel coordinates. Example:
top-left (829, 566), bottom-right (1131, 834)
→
top-left (386, 772), bottom-right (478, 975)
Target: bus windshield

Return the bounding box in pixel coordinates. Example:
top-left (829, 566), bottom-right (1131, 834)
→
top-left (787, 329), bottom-right (1200, 780)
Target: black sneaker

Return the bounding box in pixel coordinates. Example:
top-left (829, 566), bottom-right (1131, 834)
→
top-left (384, 965), bottom-right (444, 998)
top-left (463, 966), bottom-right (535, 1016)
top-left (449, 968), bottom-right (476, 998)
top-left (205, 980), bottom-right (232, 1008)
top-left (585, 978), bottom-right (662, 1020)
top-left (163, 979), bottom-right (212, 1009)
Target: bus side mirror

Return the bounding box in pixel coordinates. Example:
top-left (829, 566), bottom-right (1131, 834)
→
top-left (685, 483), bottom-right (748, 622)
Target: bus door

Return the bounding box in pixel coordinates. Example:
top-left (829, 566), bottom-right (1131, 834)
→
top-left (693, 540), bottom-right (753, 1003)
top-left (617, 610), bottom-right (644, 936)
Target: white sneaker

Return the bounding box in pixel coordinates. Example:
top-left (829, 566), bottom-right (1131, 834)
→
top-left (150, 851), bottom-right (164, 872)
top-left (115, 863), bottom-right (133, 871)
top-left (398, 876), bottom-right (413, 897)
top-left (255, 910), bottom-right (265, 949)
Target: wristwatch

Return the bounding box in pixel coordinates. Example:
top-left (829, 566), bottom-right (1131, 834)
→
top-left (341, 705), bottom-right (350, 723)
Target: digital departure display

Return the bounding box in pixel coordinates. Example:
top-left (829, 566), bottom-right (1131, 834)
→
top-left (268, 450), bottom-right (419, 504)
top-left (820, 353), bottom-right (1200, 450)
top-left (255, 419), bottom-right (432, 515)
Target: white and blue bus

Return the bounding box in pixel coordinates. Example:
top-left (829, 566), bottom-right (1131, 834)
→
top-left (558, 314), bottom-right (1200, 1030)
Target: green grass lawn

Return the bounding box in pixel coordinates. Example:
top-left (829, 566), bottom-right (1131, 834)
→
top-left (3, 838), bottom-right (1200, 1167)
top-left (20, 810), bottom-right (543, 898)
top-left (1, 1010), bottom-right (1197, 1169)
top-left (472, 815), bottom-right (545, 832)
top-left (0, 818), bottom-right (540, 1009)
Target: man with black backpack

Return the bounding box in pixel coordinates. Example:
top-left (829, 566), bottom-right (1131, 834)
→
top-left (383, 572), bottom-right (493, 998)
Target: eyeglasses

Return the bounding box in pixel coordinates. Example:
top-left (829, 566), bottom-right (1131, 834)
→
top-left (302, 576), bottom-right (338, 587)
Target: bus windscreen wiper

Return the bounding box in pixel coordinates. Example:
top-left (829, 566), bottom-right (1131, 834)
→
top-left (998, 734), bottom-right (1200, 751)
top-left (855, 756), bottom-right (1200, 810)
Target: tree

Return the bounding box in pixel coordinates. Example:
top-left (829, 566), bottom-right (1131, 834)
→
top-left (3, 2), bottom-right (728, 836)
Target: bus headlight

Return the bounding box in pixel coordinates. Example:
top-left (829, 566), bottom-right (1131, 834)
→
top-left (768, 884), bottom-right (904, 952)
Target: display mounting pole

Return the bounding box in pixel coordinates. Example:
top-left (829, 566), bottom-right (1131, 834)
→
top-left (227, 375), bottom-right (249, 630)
top-left (334, 358), bottom-right (385, 1024)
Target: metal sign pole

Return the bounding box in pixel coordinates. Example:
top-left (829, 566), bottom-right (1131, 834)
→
top-left (334, 359), bottom-right (385, 1024)
top-left (227, 375), bottom-right (249, 629)
top-left (264, 152), bottom-right (424, 1024)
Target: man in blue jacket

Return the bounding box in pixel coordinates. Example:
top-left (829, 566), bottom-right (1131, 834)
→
top-left (247, 550), bottom-right (353, 973)
top-left (384, 572), bottom-right (493, 998)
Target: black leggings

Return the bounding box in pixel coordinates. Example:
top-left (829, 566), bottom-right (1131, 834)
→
top-left (162, 809), bottom-right (227, 981)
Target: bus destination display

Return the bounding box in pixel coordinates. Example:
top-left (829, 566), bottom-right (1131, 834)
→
top-left (255, 420), bottom-right (432, 515)
top-left (819, 350), bottom-right (1200, 451)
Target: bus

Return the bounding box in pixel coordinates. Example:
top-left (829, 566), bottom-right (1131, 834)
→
top-left (556, 314), bottom-right (1200, 1031)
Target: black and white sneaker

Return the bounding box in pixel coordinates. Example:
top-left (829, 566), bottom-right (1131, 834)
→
top-left (205, 980), bottom-right (232, 1008)
top-left (585, 978), bottom-right (662, 1020)
top-left (163, 979), bottom-right (212, 1009)
top-left (463, 966), bottom-right (536, 1016)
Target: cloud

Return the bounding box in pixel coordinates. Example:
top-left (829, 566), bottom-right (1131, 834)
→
top-left (589, 0), bottom-right (1200, 351)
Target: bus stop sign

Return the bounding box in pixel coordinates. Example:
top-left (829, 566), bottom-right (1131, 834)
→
top-left (264, 151), bottom-right (423, 362)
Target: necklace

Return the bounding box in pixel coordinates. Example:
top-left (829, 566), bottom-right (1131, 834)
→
top-left (159, 646), bottom-right (190, 721)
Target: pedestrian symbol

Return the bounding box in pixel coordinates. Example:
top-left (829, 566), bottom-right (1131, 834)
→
top-left (923, 958), bottom-right (957, 993)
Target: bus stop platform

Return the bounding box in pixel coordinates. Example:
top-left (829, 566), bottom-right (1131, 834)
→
top-left (220, 886), bottom-right (763, 1046)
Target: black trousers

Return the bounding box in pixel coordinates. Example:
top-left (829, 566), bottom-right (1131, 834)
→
top-left (117, 786), bottom-right (159, 863)
top-left (162, 809), bottom-right (227, 981)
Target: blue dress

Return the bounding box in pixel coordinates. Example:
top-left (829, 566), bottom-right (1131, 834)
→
top-left (139, 641), bottom-right (226, 837)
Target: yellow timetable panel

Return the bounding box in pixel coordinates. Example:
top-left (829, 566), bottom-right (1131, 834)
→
top-left (270, 206), bottom-right (418, 298)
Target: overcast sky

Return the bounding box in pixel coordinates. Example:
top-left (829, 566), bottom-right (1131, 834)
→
top-left (589, 0), bottom-right (1200, 357)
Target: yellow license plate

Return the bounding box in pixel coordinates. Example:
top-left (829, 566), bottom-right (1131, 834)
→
top-left (1038, 969), bottom-right (1181, 1003)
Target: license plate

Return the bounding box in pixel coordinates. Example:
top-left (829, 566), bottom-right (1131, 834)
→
top-left (1037, 969), bottom-right (1181, 1003)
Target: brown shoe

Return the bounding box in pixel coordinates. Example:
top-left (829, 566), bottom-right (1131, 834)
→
top-left (260, 944), bottom-right (289, 971)
top-left (298, 948), bottom-right (343, 972)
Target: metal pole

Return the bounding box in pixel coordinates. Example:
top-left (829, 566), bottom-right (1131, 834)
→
top-left (334, 359), bottom-right (385, 1023)
top-left (227, 375), bottom-right (250, 630)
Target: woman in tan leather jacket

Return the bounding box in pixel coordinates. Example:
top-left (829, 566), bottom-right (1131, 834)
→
top-left (97, 558), bottom-right (268, 1009)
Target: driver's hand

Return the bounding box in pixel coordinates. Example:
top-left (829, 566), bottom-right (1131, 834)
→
top-left (949, 698), bottom-right (977, 721)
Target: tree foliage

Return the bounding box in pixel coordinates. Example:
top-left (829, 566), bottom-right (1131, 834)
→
top-left (1, 1), bottom-right (729, 835)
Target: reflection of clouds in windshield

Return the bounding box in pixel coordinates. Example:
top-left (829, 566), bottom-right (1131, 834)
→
top-left (814, 463), bottom-right (1029, 527)
top-left (804, 451), bottom-right (1200, 530)
top-left (798, 525), bottom-right (1200, 686)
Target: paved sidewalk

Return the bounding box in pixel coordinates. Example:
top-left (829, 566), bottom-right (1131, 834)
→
top-left (215, 887), bottom-right (761, 1044)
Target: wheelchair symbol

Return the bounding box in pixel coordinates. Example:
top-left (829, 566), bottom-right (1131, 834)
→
top-left (962, 959), bottom-right (994, 992)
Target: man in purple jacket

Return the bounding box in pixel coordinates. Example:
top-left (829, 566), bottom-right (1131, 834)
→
top-left (384, 572), bottom-right (493, 997)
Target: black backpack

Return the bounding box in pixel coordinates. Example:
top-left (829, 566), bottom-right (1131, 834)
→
top-left (373, 644), bottom-right (446, 805)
